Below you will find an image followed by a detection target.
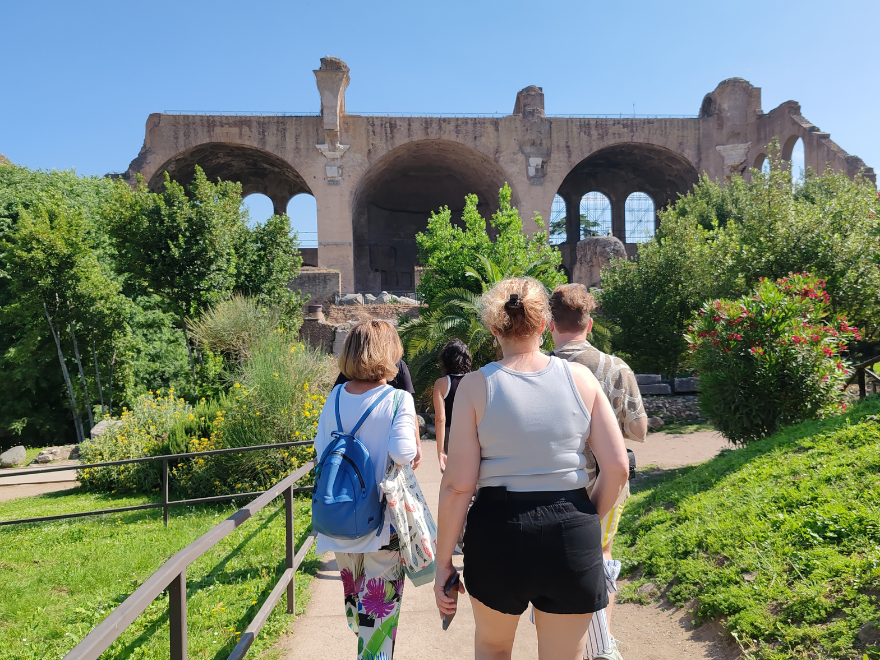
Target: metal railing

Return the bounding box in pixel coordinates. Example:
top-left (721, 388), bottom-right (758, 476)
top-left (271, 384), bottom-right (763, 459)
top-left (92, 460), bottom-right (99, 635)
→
top-left (848, 355), bottom-right (880, 398)
top-left (57, 461), bottom-right (316, 660)
top-left (0, 440), bottom-right (314, 527)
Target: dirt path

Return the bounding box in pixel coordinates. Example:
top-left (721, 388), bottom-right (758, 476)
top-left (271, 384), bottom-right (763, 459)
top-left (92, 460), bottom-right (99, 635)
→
top-left (0, 461), bottom-right (80, 503)
top-left (278, 431), bottom-right (737, 659)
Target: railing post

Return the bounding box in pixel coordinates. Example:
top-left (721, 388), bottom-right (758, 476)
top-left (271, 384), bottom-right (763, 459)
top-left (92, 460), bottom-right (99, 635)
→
top-left (858, 368), bottom-right (867, 399)
top-left (169, 569), bottom-right (187, 660)
top-left (285, 485), bottom-right (295, 614)
top-left (163, 458), bottom-right (169, 527)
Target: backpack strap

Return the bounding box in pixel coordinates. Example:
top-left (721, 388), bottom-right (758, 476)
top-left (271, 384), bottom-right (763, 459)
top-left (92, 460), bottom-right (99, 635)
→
top-left (391, 389), bottom-right (404, 419)
top-left (335, 385), bottom-right (395, 437)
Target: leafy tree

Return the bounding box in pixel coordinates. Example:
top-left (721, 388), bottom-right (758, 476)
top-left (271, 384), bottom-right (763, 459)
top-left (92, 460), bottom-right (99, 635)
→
top-left (600, 150), bottom-right (880, 375)
top-left (2, 200), bottom-right (127, 443)
top-left (105, 167), bottom-right (242, 373)
top-left (233, 212), bottom-right (305, 328)
top-left (415, 184), bottom-right (565, 306)
top-left (549, 213), bottom-right (601, 240)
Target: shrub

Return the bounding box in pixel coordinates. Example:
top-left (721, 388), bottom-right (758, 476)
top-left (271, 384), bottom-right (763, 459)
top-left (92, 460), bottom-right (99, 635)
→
top-left (78, 389), bottom-right (193, 493)
top-left (187, 295), bottom-right (284, 365)
top-left (171, 333), bottom-right (334, 498)
top-left (686, 273), bottom-right (859, 444)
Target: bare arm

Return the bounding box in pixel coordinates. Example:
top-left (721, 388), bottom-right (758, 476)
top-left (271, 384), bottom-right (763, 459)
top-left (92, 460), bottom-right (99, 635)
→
top-left (569, 363), bottom-right (630, 519)
top-left (433, 371), bottom-right (484, 615)
top-left (432, 378), bottom-right (448, 471)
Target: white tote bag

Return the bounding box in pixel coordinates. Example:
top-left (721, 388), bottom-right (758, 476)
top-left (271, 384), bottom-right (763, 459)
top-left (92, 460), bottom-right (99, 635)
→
top-left (380, 461), bottom-right (438, 586)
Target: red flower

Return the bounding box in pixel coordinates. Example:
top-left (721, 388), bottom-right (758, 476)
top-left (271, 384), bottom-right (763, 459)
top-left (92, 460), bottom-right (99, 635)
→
top-left (822, 347), bottom-right (834, 357)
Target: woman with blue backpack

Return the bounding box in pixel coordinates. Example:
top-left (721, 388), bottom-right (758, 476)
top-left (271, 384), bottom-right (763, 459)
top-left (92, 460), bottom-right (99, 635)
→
top-left (312, 319), bottom-right (418, 660)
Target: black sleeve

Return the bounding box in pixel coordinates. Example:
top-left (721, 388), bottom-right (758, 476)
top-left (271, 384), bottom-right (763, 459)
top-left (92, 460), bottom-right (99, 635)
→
top-left (334, 371), bottom-right (348, 388)
top-left (393, 360), bottom-right (416, 394)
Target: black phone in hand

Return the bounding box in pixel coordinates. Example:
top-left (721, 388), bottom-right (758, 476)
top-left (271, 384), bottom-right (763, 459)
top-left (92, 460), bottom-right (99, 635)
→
top-left (442, 571), bottom-right (460, 631)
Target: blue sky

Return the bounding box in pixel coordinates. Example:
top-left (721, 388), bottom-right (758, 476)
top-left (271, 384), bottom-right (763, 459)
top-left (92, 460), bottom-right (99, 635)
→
top-left (2, 0), bottom-right (876, 238)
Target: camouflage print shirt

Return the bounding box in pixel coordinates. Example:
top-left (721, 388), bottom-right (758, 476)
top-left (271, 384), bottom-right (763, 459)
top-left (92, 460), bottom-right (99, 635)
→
top-left (554, 340), bottom-right (647, 498)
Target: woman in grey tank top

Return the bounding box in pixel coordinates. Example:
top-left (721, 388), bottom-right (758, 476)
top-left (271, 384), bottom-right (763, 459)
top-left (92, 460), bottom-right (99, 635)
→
top-left (433, 277), bottom-right (630, 660)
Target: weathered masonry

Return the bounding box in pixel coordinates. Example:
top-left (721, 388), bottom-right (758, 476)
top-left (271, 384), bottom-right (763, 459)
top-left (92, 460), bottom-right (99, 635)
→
top-left (123, 57), bottom-right (875, 291)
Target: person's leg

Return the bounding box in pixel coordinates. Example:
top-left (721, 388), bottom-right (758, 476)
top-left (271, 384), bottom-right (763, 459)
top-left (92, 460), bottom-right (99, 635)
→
top-left (335, 552), bottom-right (364, 637)
top-left (533, 607), bottom-right (593, 660)
top-left (352, 548), bottom-right (405, 660)
top-left (470, 595), bottom-right (520, 660)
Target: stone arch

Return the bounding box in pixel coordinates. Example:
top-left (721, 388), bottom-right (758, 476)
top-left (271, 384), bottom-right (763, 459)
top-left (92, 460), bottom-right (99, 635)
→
top-left (754, 153), bottom-right (767, 169)
top-left (148, 143), bottom-right (312, 216)
top-left (781, 134), bottom-right (801, 162)
top-left (556, 143), bottom-right (699, 253)
top-left (351, 139), bottom-right (514, 292)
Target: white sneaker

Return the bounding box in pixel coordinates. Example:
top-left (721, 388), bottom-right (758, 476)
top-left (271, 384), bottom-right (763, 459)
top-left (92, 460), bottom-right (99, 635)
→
top-left (592, 639), bottom-right (623, 660)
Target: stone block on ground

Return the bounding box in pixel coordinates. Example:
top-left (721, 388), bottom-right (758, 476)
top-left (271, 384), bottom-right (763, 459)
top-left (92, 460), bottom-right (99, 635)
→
top-left (337, 293), bottom-right (364, 306)
top-left (635, 374), bottom-right (662, 385)
top-left (646, 416), bottom-right (665, 430)
top-left (376, 291), bottom-right (394, 304)
top-left (673, 377), bottom-right (701, 393)
top-left (572, 236), bottom-right (627, 288)
top-left (363, 293), bottom-right (378, 304)
top-left (0, 445), bottom-right (26, 467)
top-left (90, 419), bottom-right (120, 439)
top-left (639, 383), bottom-right (672, 395)
top-left (396, 296), bottom-right (418, 305)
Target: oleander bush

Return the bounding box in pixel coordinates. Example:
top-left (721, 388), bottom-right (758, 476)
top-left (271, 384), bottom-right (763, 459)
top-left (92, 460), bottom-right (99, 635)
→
top-left (686, 273), bottom-right (859, 445)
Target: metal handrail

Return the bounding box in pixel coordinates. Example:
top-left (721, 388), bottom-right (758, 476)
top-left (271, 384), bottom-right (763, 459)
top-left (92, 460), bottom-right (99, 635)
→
top-left (847, 354), bottom-right (880, 398)
top-left (62, 461), bottom-right (316, 660)
top-left (0, 440), bottom-right (314, 527)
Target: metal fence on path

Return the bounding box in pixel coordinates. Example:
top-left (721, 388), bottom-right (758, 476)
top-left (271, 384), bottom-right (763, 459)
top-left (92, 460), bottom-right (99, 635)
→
top-left (1, 444), bottom-right (319, 660)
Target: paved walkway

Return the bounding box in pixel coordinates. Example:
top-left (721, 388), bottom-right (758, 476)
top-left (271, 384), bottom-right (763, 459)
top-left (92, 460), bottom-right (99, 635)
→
top-left (0, 462), bottom-right (79, 502)
top-left (279, 433), bottom-right (737, 659)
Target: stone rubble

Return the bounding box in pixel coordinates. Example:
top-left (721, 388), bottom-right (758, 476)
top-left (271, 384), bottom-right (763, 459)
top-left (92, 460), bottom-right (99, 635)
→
top-left (0, 445), bottom-right (26, 467)
top-left (642, 394), bottom-right (705, 423)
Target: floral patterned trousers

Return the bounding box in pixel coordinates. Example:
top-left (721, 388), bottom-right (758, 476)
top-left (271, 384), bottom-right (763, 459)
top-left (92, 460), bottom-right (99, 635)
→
top-left (336, 544), bottom-right (405, 660)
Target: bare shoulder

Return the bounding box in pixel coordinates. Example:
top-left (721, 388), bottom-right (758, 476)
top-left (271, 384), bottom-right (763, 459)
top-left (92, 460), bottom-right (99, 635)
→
top-left (567, 361), bottom-right (601, 390)
top-left (433, 377), bottom-right (448, 395)
top-left (458, 369), bottom-right (486, 393)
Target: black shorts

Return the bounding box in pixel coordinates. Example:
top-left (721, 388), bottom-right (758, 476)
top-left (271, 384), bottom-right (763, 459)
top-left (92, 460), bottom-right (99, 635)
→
top-left (462, 486), bottom-right (608, 615)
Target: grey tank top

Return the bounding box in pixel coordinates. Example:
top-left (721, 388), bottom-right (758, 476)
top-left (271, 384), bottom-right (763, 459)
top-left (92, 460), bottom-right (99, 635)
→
top-left (477, 356), bottom-right (591, 491)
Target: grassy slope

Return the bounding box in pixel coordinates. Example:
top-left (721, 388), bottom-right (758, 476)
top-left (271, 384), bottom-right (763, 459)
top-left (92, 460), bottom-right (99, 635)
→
top-left (616, 397), bottom-right (880, 660)
top-left (0, 490), bottom-right (319, 660)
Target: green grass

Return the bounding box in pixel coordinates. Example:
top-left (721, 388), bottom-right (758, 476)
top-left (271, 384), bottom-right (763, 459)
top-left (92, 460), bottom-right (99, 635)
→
top-left (617, 396), bottom-right (880, 660)
top-left (0, 489), bottom-right (319, 659)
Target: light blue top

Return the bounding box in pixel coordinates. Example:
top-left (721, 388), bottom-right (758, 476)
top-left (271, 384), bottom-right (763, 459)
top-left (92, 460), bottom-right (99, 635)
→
top-left (477, 356), bottom-right (591, 491)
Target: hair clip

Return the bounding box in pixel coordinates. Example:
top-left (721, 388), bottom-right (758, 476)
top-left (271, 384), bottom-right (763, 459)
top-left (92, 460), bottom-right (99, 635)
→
top-left (505, 294), bottom-right (523, 309)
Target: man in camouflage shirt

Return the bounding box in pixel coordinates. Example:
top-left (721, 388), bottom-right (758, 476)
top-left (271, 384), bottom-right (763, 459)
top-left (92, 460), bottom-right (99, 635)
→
top-left (549, 283), bottom-right (647, 660)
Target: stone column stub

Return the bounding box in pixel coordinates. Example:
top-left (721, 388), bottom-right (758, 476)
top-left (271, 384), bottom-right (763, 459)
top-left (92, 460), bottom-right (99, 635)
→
top-left (515, 86), bottom-right (551, 186)
top-left (314, 57), bottom-right (350, 183)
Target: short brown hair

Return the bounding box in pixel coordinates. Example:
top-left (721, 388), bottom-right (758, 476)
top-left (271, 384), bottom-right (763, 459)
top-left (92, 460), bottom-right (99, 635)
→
top-left (338, 320), bottom-right (403, 381)
top-left (480, 277), bottom-right (550, 339)
top-left (548, 284), bottom-right (596, 333)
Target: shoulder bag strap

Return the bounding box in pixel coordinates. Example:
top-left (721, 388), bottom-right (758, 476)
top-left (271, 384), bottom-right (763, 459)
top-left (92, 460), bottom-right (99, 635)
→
top-left (334, 385), bottom-right (343, 433)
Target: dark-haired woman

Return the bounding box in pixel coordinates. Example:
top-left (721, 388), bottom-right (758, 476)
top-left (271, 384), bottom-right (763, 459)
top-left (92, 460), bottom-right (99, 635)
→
top-left (432, 338), bottom-right (472, 473)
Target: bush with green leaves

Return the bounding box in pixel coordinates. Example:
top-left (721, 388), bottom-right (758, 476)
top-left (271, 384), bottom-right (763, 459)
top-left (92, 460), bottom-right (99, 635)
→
top-left (686, 273), bottom-right (859, 444)
top-left (415, 184), bottom-right (565, 307)
top-left (600, 149), bottom-right (880, 375)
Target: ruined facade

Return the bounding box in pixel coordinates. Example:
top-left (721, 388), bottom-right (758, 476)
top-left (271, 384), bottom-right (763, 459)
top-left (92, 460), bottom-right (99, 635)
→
top-left (123, 58), bottom-right (875, 291)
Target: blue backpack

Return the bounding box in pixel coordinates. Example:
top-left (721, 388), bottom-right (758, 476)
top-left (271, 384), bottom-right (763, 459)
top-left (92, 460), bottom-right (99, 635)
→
top-left (312, 385), bottom-right (402, 540)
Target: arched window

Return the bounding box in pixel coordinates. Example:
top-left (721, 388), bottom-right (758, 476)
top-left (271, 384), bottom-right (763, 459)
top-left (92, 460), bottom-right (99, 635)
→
top-left (790, 138), bottom-right (805, 185)
top-left (287, 194), bottom-right (318, 248)
top-left (579, 191), bottom-right (611, 238)
top-left (625, 192), bottom-right (655, 243)
top-left (548, 194), bottom-right (567, 245)
top-left (242, 193), bottom-right (275, 225)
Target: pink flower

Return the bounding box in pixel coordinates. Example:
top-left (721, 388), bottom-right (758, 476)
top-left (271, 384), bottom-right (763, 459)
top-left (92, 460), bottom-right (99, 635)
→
top-left (362, 579), bottom-right (395, 618)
